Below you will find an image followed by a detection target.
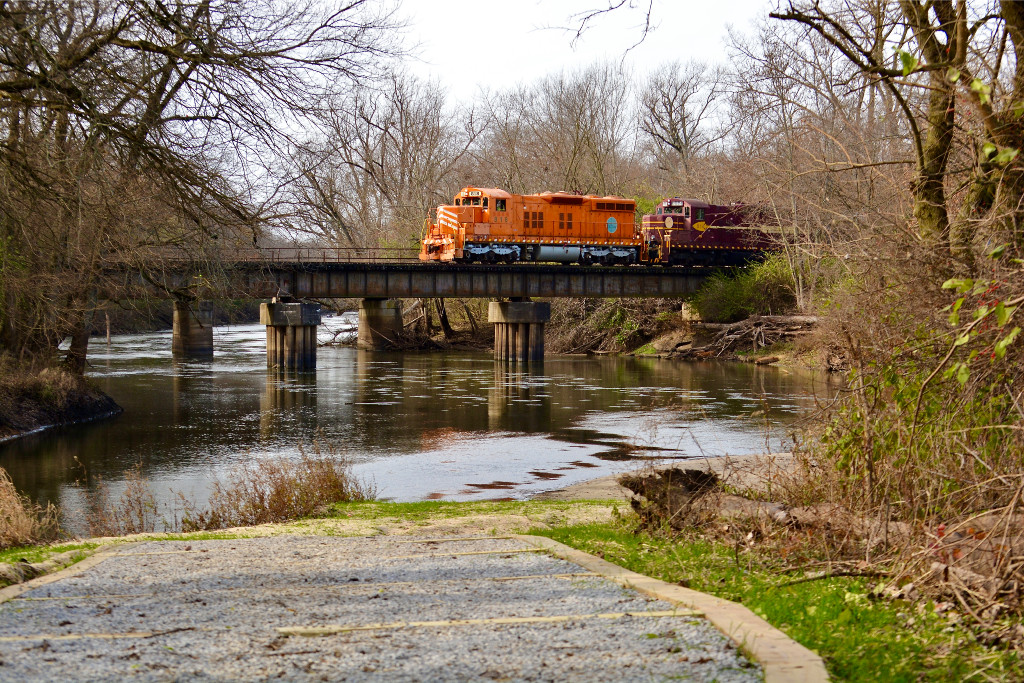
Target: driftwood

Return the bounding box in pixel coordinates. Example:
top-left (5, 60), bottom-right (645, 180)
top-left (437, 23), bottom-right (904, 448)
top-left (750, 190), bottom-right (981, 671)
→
top-left (670, 315), bottom-right (819, 362)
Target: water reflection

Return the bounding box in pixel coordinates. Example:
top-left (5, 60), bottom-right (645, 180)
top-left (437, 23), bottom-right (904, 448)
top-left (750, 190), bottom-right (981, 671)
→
top-left (260, 371), bottom-right (319, 439)
top-left (0, 323), bottom-right (839, 524)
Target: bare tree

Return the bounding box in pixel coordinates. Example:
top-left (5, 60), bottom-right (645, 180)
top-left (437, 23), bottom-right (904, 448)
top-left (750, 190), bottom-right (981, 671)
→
top-left (772, 0), bottom-right (1024, 267)
top-left (640, 61), bottom-right (728, 175)
top-left (478, 64), bottom-right (642, 196)
top-left (289, 74), bottom-right (480, 249)
top-left (0, 0), bottom-right (400, 369)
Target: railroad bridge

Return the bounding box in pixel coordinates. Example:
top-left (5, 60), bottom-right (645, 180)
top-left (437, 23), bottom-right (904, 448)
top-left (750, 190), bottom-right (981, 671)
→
top-left (120, 248), bottom-right (718, 368)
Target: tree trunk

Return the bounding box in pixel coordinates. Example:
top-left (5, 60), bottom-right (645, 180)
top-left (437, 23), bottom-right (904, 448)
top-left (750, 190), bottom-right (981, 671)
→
top-left (434, 298), bottom-right (454, 340)
top-left (65, 320), bottom-right (90, 375)
top-left (914, 77), bottom-right (955, 251)
top-left (459, 299), bottom-right (478, 335)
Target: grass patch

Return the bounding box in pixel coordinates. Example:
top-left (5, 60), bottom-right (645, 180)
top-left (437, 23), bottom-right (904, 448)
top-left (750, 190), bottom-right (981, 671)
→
top-left (328, 499), bottom-right (614, 522)
top-left (532, 519), bottom-right (1023, 682)
top-left (0, 541), bottom-right (99, 566)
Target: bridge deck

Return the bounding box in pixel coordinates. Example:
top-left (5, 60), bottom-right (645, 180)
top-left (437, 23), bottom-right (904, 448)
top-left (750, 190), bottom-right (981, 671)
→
top-left (225, 262), bottom-right (709, 299)
top-left (114, 259), bottom-right (718, 300)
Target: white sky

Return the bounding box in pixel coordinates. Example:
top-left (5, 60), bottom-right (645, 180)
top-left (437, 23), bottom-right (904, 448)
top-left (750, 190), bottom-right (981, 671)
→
top-left (402, 0), bottom-right (774, 101)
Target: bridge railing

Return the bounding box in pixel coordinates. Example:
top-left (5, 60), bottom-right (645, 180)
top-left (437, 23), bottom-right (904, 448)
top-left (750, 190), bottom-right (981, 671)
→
top-left (246, 247), bottom-right (420, 263)
top-left (124, 246), bottom-right (421, 264)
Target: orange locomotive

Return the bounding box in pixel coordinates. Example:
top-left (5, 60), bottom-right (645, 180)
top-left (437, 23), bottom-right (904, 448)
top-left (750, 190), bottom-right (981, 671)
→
top-left (419, 187), bottom-right (640, 265)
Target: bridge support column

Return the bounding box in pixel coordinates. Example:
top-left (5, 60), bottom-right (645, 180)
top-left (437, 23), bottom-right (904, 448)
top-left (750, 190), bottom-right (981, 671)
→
top-left (358, 298), bottom-right (403, 350)
top-left (172, 301), bottom-right (214, 358)
top-left (260, 302), bottom-right (321, 371)
top-left (489, 301), bottom-right (550, 363)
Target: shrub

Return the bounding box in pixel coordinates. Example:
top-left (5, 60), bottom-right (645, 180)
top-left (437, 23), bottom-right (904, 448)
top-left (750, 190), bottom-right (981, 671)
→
top-left (689, 253), bottom-right (798, 323)
top-left (178, 449), bottom-right (373, 531)
top-left (547, 298), bottom-right (679, 353)
top-left (0, 468), bottom-right (61, 549)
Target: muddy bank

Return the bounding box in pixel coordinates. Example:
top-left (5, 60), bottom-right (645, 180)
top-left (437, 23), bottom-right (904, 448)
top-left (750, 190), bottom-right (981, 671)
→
top-left (0, 369), bottom-right (122, 444)
top-left (533, 452), bottom-right (796, 501)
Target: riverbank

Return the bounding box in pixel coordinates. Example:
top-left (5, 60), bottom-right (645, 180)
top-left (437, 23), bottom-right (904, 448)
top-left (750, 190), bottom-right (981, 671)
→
top-left (535, 452), bottom-right (795, 501)
top-left (0, 365), bottom-right (122, 444)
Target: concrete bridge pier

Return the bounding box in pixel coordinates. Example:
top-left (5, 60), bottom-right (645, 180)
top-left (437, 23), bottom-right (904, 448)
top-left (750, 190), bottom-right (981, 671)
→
top-left (172, 301), bottom-right (214, 358)
top-left (358, 298), bottom-right (403, 349)
top-left (260, 301), bottom-right (321, 371)
top-left (489, 300), bottom-right (550, 363)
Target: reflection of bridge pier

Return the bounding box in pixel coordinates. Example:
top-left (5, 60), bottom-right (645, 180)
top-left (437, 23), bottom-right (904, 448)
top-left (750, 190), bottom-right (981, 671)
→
top-left (488, 364), bottom-right (551, 431)
top-left (171, 360), bottom-right (213, 422)
top-left (260, 370), bottom-right (319, 438)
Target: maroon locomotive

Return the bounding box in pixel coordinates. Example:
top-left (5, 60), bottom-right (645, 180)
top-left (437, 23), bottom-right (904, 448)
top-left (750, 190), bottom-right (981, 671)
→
top-left (641, 197), bottom-right (776, 266)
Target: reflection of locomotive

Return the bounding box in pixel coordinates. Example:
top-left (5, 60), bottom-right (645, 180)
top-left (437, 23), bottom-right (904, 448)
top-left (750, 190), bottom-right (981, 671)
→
top-left (419, 187), bottom-right (775, 266)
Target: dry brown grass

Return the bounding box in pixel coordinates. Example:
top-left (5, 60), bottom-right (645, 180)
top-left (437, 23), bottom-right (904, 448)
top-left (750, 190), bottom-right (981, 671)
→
top-left (0, 356), bottom-right (119, 440)
top-left (85, 464), bottom-right (160, 537)
top-left (79, 447), bottom-right (373, 536)
top-left (0, 468), bottom-right (60, 549)
top-left (178, 450), bottom-right (373, 531)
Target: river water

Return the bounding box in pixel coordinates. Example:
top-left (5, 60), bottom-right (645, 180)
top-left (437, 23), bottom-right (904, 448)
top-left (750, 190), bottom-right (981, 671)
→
top-left (1, 316), bottom-right (838, 531)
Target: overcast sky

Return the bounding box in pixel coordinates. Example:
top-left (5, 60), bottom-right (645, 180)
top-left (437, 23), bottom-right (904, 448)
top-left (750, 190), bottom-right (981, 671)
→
top-left (402, 0), bottom-right (773, 101)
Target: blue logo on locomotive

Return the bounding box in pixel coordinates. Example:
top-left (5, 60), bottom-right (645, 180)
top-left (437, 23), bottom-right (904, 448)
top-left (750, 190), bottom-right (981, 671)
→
top-left (606, 217), bottom-right (617, 233)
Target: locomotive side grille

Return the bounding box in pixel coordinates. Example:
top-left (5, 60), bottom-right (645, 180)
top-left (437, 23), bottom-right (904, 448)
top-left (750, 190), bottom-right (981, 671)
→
top-left (596, 202), bottom-right (633, 211)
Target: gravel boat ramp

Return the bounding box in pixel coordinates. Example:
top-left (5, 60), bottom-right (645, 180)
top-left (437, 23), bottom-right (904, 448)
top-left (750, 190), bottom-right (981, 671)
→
top-left (0, 533), bottom-right (818, 681)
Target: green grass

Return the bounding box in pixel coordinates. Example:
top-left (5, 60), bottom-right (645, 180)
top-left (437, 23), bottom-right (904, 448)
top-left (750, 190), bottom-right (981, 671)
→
top-left (0, 541), bottom-right (99, 566)
top-left (327, 499), bottom-right (612, 522)
top-left (533, 520), bottom-right (1023, 682)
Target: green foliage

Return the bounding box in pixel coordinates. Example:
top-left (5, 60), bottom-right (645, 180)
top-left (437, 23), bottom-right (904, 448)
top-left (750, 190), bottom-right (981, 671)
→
top-left (970, 78), bottom-right (993, 106)
top-left (897, 49), bottom-right (919, 76)
top-left (689, 253), bottom-right (798, 323)
top-left (535, 521), bottom-right (1024, 682)
top-left (819, 269), bottom-right (1022, 517)
top-left (631, 195), bottom-right (658, 223)
top-left (0, 542), bottom-right (96, 567)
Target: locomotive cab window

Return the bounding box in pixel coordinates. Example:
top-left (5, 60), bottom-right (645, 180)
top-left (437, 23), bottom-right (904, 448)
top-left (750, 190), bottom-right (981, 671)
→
top-left (495, 199), bottom-right (506, 211)
top-left (684, 206), bottom-right (690, 218)
top-left (483, 197), bottom-right (488, 208)
top-left (455, 199), bottom-right (461, 206)
top-left (696, 208), bottom-right (705, 221)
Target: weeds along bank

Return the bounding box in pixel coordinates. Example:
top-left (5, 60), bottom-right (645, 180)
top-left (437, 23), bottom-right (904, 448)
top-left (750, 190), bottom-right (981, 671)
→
top-left (788, 239), bottom-right (1024, 631)
top-left (0, 359), bottom-right (121, 444)
top-left (0, 450), bottom-right (371, 550)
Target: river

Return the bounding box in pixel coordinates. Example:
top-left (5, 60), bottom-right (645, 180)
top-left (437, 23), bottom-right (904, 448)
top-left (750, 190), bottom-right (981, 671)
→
top-left (1, 316), bottom-right (838, 531)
